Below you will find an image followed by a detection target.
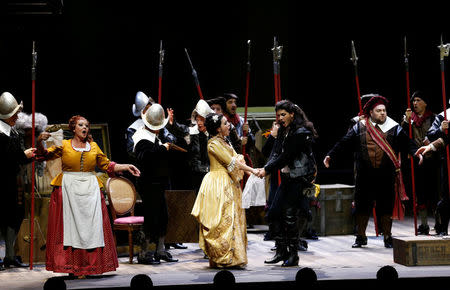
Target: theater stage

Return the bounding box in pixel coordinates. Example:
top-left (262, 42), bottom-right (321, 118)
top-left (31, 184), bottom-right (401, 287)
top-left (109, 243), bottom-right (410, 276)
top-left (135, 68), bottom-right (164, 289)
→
top-left (2, 217), bottom-right (450, 289)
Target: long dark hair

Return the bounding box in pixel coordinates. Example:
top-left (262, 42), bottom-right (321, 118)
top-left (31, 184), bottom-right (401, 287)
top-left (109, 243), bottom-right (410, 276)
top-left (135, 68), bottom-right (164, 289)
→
top-left (275, 100), bottom-right (318, 139)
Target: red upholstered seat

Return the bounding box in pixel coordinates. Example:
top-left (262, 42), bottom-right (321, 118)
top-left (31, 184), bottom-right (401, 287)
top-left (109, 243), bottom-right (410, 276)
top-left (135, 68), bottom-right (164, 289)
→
top-left (114, 216), bottom-right (144, 224)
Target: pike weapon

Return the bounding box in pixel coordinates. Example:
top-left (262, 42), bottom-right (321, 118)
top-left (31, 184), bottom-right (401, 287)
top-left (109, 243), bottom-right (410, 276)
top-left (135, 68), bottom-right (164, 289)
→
top-left (351, 40), bottom-right (363, 114)
top-left (272, 37), bottom-right (283, 103)
top-left (30, 41), bottom-right (37, 270)
top-left (350, 40), bottom-right (379, 236)
top-left (241, 40), bottom-right (252, 189)
top-left (404, 36), bottom-right (418, 235)
top-left (185, 48), bottom-right (204, 99)
top-left (158, 40), bottom-right (165, 104)
top-left (438, 34), bottom-right (450, 200)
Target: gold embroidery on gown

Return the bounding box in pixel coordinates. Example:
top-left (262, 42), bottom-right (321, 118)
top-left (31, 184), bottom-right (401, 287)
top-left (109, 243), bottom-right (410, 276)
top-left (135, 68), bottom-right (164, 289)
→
top-left (191, 136), bottom-right (247, 268)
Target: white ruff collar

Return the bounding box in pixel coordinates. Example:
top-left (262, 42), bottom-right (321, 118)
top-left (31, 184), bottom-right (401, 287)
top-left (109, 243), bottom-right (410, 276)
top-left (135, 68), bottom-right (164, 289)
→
top-left (362, 116), bottom-right (398, 133)
top-left (132, 127), bottom-right (161, 151)
top-left (0, 120), bottom-right (11, 136)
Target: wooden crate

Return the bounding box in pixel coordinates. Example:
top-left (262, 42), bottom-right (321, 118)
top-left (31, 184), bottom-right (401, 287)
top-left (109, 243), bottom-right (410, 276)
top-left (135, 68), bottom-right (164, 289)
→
top-left (165, 190), bottom-right (199, 244)
top-left (393, 236), bottom-right (450, 266)
top-left (312, 184), bottom-right (355, 236)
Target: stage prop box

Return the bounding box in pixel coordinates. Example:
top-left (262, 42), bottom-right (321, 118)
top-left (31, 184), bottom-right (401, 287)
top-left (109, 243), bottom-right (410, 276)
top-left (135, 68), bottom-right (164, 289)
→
top-left (393, 236), bottom-right (450, 266)
top-left (165, 190), bottom-right (199, 243)
top-left (312, 184), bottom-right (355, 236)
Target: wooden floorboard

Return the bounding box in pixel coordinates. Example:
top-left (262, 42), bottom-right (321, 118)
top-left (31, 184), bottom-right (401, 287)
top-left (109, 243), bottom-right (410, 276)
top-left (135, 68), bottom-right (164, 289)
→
top-left (2, 216), bottom-right (450, 289)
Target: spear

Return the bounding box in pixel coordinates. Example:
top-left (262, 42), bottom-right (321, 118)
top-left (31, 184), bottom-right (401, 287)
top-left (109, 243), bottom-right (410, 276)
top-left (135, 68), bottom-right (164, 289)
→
top-left (30, 40), bottom-right (37, 270)
top-left (350, 40), bottom-right (379, 236)
top-left (243, 40), bottom-right (251, 155)
top-left (241, 40), bottom-right (252, 189)
top-left (404, 36), bottom-right (418, 236)
top-left (272, 37), bottom-right (283, 103)
top-left (271, 37), bottom-right (283, 185)
top-left (158, 40), bottom-right (165, 104)
top-left (438, 34), bottom-right (450, 200)
top-left (350, 41), bottom-right (363, 115)
top-left (184, 48), bottom-right (204, 100)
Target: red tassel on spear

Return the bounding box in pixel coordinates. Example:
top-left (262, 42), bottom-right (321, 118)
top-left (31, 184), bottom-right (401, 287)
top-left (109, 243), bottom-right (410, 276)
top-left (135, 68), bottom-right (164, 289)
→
top-left (403, 36), bottom-right (418, 236)
top-left (29, 41), bottom-right (37, 270)
top-left (438, 35), bottom-right (450, 201)
top-left (184, 48), bottom-right (204, 100)
top-left (350, 40), bottom-right (379, 236)
top-left (158, 40), bottom-right (165, 104)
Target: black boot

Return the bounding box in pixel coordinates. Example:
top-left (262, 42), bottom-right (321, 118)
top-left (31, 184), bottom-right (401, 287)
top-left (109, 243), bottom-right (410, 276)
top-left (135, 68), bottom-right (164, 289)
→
top-left (418, 224), bottom-right (430, 235)
top-left (281, 243), bottom-right (299, 267)
top-left (0, 259), bottom-right (4, 271)
top-left (265, 241), bottom-right (287, 264)
top-left (384, 235), bottom-right (393, 248)
top-left (352, 235), bottom-right (367, 248)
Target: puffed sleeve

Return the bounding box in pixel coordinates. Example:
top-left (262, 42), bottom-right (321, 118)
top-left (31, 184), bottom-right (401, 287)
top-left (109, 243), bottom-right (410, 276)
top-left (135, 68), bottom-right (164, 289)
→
top-left (208, 139), bottom-right (244, 183)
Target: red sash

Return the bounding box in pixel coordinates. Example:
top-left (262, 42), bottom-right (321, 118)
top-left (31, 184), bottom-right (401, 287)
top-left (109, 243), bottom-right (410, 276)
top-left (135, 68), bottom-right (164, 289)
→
top-left (366, 120), bottom-right (408, 220)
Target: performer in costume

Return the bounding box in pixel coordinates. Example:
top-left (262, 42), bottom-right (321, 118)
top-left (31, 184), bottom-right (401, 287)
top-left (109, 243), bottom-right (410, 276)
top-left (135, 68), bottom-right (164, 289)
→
top-left (133, 104), bottom-right (180, 264)
top-left (258, 100), bottom-right (318, 267)
top-left (222, 93), bottom-right (254, 154)
top-left (0, 92), bottom-right (35, 271)
top-left (401, 90), bottom-right (439, 235)
top-left (324, 95), bottom-right (422, 248)
top-left (426, 101), bottom-right (450, 235)
top-left (207, 96), bottom-right (242, 153)
top-left (187, 99), bottom-right (214, 193)
top-left (37, 115), bottom-right (140, 276)
top-left (191, 113), bottom-right (258, 269)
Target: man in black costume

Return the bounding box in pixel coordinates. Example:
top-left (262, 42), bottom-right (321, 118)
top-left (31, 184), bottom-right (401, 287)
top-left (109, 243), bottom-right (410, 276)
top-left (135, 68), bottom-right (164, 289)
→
top-left (324, 95), bottom-right (422, 248)
top-left (0, 92), bottom-right (35, 270)
top-left (133, 103), bottom-right (179, 264)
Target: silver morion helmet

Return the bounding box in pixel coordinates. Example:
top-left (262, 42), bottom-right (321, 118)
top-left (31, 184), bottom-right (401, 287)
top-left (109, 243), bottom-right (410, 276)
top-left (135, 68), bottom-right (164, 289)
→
top-left (132, 91), bottom-right (150, 117)
top-left (141, 103), bottom-right (168, 131)
top-left (191, 99), bottom-right (214, 124)
top-left (0, 92), bottom-right (23, 120)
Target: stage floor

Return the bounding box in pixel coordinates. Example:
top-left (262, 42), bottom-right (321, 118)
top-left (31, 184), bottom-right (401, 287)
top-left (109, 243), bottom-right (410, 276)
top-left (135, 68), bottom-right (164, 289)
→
top-left (2, 217), bottom-right (450, 289)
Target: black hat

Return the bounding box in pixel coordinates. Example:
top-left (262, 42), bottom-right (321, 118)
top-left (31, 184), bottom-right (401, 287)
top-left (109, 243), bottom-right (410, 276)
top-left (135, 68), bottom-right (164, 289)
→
top-left (410, 90), bottom-right (429, 105)
top-left (223, 93), bottom-right (238, 101)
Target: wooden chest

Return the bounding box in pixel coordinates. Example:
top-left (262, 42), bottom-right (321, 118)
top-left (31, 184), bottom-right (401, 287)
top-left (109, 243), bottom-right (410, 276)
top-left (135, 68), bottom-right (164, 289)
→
top-left (165, 190), bottom-right (199, 243)
top-left (393, 236), bottom-right (450, 266)
top-left (312, 184), bottom-right (355, 236)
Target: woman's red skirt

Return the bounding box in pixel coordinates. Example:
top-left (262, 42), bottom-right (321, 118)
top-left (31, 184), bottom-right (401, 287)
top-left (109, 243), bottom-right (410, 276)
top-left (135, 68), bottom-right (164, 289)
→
top-left (45, 187), bottom-right (119, 275)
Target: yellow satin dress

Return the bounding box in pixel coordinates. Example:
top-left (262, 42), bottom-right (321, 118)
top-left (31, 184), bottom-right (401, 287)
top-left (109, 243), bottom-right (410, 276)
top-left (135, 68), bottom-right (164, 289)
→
top-left (191, 135), bottom-right (248, 268)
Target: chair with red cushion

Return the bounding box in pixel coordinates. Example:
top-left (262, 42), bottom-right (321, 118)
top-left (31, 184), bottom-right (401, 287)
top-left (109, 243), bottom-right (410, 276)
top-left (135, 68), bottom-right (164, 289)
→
top-left (105, 176), bottom-right (144, 264)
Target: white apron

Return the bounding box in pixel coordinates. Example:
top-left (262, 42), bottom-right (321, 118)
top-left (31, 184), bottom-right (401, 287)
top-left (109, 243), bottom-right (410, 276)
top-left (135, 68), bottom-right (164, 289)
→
top-left (62, 171), bottom-right (105, 249)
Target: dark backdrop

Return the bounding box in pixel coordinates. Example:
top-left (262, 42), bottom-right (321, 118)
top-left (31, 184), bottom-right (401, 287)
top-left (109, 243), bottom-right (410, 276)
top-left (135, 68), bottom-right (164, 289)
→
top-left (0, 1), bottom-right (447, 184)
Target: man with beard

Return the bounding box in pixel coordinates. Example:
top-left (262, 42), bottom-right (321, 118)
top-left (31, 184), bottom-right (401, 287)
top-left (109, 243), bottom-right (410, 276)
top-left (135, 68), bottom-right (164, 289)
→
top-left (324, 95), bottom-right (422, 248)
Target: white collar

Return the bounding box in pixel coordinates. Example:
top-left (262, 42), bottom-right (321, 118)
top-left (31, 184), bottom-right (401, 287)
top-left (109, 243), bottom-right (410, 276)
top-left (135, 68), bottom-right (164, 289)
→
top-left (71, 140), bottom-right (91, 152)
top-left (128, 118), bottom-right (144, 131)
top-left (132, 127), bottom-right (161, 151)
top-left (367, 116), bottom-right (398, 133)
top-left (439, 108), bottom-right (450, 118)
top-left (0, 120), bottom-right (12, 136)
top-left (189, 124), bottom-right (209, 137)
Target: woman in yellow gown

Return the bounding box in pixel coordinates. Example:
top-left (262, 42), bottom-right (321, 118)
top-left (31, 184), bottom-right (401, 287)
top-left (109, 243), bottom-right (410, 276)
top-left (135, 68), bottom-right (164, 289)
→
top-left (191, 113), bottom-right (258, 268)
